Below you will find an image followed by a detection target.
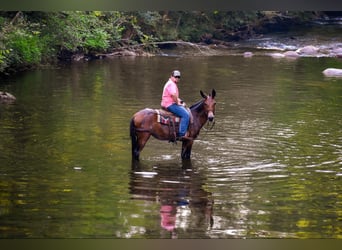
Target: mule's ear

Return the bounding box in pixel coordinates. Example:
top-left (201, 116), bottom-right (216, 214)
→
top-left (211, 89), bottom-right (216, 98)
top-left (200, 90), bottom-right (206, 98)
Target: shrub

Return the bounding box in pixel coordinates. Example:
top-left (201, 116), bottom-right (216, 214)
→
top-left (7, 29), bottom-right (42, 66)
top-left (83, 28), bottom-right (110, 52)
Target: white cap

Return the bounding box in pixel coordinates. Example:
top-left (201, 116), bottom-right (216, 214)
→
top-left (172, 70), bottom-right (181, 77)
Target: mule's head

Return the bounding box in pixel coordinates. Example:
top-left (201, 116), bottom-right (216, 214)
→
top-left (200, 89), bottom-right (216, 122)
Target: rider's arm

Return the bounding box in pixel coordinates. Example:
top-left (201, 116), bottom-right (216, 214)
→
top-left (171, 94), bottom-right (181, 105)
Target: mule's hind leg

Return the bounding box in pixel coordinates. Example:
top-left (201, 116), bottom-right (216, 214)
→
top-left (130, 118), bottom-right (140, 161)
top-left (132, 143), bottom-right (140, 161)
top-left (134, 132), bottom-right (151, 160)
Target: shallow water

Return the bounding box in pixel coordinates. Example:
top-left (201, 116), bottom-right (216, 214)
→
top-left (0, 54), bottom-right (341, 238)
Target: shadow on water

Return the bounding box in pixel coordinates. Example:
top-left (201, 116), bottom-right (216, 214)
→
top-left (129, 159), bottom-right (214, 238)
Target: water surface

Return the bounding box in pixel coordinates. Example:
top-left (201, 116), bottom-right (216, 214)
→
top-left (0, 55), bottom-right (341, 238)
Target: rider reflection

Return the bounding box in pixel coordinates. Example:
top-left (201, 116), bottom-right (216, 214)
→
top-left (158, 184), bottom-right (189, 237)
top-left (130, 160), bottom-right (214, 238)
top-left (160, 204), bottom-right (177, 234)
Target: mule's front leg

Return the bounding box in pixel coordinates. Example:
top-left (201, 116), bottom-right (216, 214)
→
top-left (181, 140), bottom-right (193, 159)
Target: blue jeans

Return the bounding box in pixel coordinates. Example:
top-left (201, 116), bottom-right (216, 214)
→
top-left (167, 104), bottom-right (190, 136)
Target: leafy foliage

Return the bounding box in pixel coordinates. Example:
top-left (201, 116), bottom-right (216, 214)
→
top-left (8, 29), bottom-right (42, 65)
top-left (0, 11), bottom-right (324, 75)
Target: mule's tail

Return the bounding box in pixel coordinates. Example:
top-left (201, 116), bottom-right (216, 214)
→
top-left (130, 117), bottom-right (139, 160)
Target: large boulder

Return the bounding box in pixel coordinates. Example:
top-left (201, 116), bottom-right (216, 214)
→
top-left (322, 68), bottom-right (342, 77)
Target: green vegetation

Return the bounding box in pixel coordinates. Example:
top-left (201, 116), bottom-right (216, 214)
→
top-left (0, 11), bottom-right (326, 75)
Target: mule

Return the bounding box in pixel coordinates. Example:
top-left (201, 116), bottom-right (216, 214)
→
top-left (130, 89), bottom-right (216, 160)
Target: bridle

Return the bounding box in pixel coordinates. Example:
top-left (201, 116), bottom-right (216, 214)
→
top-left (203, 97), bottom-right (216, 131)
top-left (203, 119), bottom-right (215, 131)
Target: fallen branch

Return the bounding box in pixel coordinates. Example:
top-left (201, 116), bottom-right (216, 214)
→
top-left (96, 40), bottom-right (211, 58)
top-left (10, 11), bottom-right (22, 25)
top-left (117, 40), bottom-right (207, 50)
top-left (150, 41), bottom-right (209, 53)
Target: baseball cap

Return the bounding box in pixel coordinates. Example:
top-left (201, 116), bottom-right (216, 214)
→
top-left (172, 70), bottom-right (181, 77)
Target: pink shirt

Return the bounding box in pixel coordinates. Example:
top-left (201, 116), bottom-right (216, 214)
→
top-left (161, 78), bottom-right (179, 108)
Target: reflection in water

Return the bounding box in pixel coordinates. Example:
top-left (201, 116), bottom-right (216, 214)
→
top-left (130, 160), bottom-right (213, 238)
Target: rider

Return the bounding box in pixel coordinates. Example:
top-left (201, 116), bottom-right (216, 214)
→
top-left (161, 70), bottom-right (192, 140)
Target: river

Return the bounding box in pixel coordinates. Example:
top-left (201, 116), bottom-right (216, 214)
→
top-left (0, 33), bottom-right (342, 238)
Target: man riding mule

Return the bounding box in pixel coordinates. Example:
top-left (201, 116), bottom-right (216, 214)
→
top-left (161, 70), bottom-right (192, 141)
top-left (130, 88), bottom-right (217, 161)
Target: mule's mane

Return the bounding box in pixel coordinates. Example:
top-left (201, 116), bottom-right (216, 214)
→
top-left (189, 98), bottom-right (204, 111)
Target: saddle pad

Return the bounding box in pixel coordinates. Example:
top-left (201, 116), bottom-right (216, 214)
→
top-left (155, 109), bottom-right (180, 125)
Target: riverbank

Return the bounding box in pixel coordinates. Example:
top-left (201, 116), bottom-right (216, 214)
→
top-left (93, 41), bottom-right (342, 60)
top-left (0, 11), bottom-right (341, 76)
top-left (63, 14), bottom-right (342, 60)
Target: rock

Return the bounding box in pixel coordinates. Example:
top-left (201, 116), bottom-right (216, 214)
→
top-left (296, 45), bottom-right (319, 55)
top-left (71, 53), bottom-right (85, 61)
top-left (243, 51), bottom-right (253, 57)
top-left (284, 51), bottom-right (300, 58)
top-left (332, 48), bottom-right (342, 57)
top-left (0, 91), bottom-right (16, 103)
top-left (322, 68), bottom-right (342, 77)
top-left (269, 52), bottom-right (285, 58)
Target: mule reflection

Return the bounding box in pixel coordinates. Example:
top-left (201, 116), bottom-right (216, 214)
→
top-left (130, 160), bottom-right (213, 238)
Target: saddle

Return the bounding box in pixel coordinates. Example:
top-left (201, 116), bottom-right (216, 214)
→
top-left (156, 109), bottom-right (180, 124)
top-left (155, 108), bottom-right (192, 142)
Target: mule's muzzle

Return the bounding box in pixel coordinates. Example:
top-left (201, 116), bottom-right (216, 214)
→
top-left (206, 113), bottom-right (215, 130)
top-left (208, 111), bottom-right (215, 122)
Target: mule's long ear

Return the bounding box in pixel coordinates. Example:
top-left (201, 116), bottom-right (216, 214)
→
top-left (200, 90), bottom-right (206, 98)
top-left (211, 89), bottom-right (216, 98)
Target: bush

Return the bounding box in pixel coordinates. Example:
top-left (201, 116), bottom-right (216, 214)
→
top-left (7, 29), bottom-right (42, 66)
top-left (42, 11), bottom-right (116, 55)
top-left (0, 48), bottom-right (9, 72)
top-left (83, 28), bottom-right (110, 52)
top-left (0, 12), bottom-right (47, 72)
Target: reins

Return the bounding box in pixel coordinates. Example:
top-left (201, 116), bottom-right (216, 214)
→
top-left (202, 120), bottom-right (215, 131)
